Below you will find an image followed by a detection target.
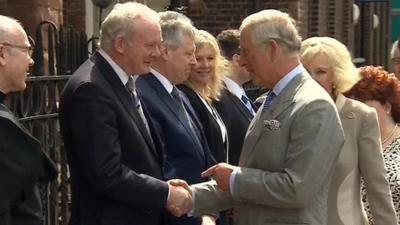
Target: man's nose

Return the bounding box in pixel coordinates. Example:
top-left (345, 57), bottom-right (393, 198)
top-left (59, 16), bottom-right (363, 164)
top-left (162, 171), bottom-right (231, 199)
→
top-left (29, 57), bottom-right (34, 67)
top-left (190, 54), bottom-right (197, 65)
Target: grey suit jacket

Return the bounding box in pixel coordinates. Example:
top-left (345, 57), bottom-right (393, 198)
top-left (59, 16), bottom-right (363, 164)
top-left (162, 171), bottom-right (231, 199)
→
top-left (327, 94), bottom-right (397, 225)
top-left (192, 72), bottom-right (345, 225)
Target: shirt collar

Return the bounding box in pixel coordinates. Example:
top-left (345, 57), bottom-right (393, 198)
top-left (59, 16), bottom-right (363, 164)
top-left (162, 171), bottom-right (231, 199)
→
top-left (223, 76), bottom-right (245, 99)
top-left (151, 68), bottom-right (174, 94)
top-left (98, 49), bottom-right (130, 85)
top-left (335, 93), bottom-right (346, 112)
top-left (271, 63), bottom-right (305, 96)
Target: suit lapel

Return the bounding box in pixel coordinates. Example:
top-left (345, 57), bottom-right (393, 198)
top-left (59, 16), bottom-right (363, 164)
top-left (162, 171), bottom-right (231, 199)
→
top-left (240, 72), bottom-right (309, 165)
top-left (181, 94), bottom-right (208, 161)
top-left (227, 91), bottom-right (253, 121)
top-left (144, 74), bottom-right (186, 121)
top-left (264, 73), bottom-right (309, 120)
top-left (143, 74), bottom-right (206, 160)
top-left (94, 53), bottom-right (157, 156)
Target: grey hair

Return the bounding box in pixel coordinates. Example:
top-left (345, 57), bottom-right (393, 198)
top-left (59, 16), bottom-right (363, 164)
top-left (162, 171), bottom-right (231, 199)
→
top-left (391, 40), bottom-right (400, 59)
top-left (0, 15), bottom-right (23, 42)
top-left (159, 11), bottom-right (196, 50)
top-left (99, 2), bottom-right (160, 50)
top-left (239, 9), bottom-right (302, 53)
top-left (159, 11), bottom-right (193, 25)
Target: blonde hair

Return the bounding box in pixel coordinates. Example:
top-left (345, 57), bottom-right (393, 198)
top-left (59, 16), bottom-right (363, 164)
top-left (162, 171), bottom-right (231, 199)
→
top-left (239, 9), bottom-right (302, 53)
top-left (391, 40), bottom-right (400, 59)
top-left (100, 2), bottom-right (159, 51)
top-left (186, 30), bottom-right (225, 102)
top-left (300, 37), bottom-right (360, 93)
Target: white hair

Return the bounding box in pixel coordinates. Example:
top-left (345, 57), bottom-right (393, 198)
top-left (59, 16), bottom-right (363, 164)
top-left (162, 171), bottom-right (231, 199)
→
top-left (99, 2), bottom-right (160, 50)
top-left (239, 9), bottom-right (302, 53)
top-left (159, 11), bottom-right (196, 50)
top-left (0, 15), bottom-right (23, 42)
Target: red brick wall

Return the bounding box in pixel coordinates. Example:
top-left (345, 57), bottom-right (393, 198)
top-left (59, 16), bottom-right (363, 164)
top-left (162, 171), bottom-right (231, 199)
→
top-left (0, 0), bottom-right (62, 38)
top-left (63, 0), bottom-right (85, 31)
top-left (187, 0), bottom-right (254, 35)
top-left (186, 0), bottom-right (306, 36)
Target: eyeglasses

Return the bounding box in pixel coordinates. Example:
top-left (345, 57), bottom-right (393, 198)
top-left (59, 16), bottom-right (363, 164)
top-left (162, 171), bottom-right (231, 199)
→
top-left (0, 42), bottom-right (33, 57)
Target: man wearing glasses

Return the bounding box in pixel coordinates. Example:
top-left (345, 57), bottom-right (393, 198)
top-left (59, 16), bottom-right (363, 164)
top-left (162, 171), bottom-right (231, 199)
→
top-left (0, 15), bottom-right (57, 225)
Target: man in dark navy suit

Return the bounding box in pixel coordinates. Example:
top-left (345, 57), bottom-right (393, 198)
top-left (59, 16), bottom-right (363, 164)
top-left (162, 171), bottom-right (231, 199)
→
top-left (0, 15), bottom-right (57, 225)
top-left (136, 11), bottom-right (216, 225)
top-left (214, 29), bottom-right (255, 166)
top-left (59, 3), bottom-right (192, 225)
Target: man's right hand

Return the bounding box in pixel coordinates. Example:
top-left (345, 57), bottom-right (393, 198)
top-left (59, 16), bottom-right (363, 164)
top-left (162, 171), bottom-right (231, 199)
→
top-left (166, 180), bottom-right (193, 217)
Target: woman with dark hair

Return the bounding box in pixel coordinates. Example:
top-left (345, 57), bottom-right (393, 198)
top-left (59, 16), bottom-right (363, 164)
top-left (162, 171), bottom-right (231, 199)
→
top-left (346, 65), bottom-right (400, 222)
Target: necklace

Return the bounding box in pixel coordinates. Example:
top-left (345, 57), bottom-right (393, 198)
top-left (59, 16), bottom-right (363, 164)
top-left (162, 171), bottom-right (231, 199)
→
top-left (382, 123), bottom-right (398, 146)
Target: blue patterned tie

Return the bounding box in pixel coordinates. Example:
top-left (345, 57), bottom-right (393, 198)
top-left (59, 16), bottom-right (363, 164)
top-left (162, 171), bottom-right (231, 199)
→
top-left (263, 91), bottom-right (276, 111)
top-left (241, 94), bottom-right (255, 114)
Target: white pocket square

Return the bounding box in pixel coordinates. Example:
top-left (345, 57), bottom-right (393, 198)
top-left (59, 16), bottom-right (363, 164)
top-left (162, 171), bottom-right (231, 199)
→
top-left (263, 119), bottom-right (281, 131)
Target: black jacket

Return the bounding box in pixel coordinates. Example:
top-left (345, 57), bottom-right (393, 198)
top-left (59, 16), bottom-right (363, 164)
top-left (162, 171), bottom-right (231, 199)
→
top-left (0, 104), bottom-right (57, 225)
top-left (213, 88), bottom-right (254, 165)
top-left (59, 52), bottom-right (169, 225)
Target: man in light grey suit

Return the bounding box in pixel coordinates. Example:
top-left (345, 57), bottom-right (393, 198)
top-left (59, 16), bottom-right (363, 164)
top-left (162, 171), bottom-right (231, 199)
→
top-left (185, 9), bottom-right (345, 225)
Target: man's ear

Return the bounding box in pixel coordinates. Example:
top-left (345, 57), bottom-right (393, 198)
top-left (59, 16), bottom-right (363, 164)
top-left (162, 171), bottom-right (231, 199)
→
top-left (268, 40), bottom-right (279, 62)
top-left (0, 45), bottom-right (6, 66)
top-left (113, 36), bottom-right (126, 54)
top-left (160, 43), bottom-right (169, 61)
top-left (232, 54), bottom-right (241, 67)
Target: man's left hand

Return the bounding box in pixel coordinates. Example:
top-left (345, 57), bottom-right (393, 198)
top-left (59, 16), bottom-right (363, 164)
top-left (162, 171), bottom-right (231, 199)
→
top-left (201, 163), bottom-right (238, 192)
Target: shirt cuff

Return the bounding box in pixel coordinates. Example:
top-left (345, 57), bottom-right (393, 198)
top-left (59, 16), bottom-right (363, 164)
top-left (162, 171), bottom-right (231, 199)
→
top-left (188, 187), bottom-right (195, 216)
top-left (229, 167), bottom-right (240, 195)
top-left (166, 184), bottom-right (171, 204)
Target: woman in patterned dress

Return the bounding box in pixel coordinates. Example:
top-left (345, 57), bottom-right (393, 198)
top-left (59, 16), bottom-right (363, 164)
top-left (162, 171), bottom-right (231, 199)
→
top-left (300, 37), bottom-right (397, 225)
top-left (347, 65), bottom-right (400, 223)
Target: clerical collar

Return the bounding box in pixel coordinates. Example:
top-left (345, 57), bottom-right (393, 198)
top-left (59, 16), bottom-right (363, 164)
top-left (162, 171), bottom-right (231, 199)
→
top-left (0, 91), bottom-right (6, 103)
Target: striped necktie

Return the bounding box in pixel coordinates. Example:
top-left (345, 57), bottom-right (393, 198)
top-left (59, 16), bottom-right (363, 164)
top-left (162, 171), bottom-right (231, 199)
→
top-left (262, 91), bottom-right (276, 111)
top-left (126, 76), bottom-right (150, 133)
top-left (241, 94), bottom-right (255, 115)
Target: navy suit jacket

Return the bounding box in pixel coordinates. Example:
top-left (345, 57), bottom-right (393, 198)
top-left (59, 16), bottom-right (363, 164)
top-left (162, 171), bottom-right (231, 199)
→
top-left (137, 74), bottom-right (215, 184)
top-left (137, 74), bottom-right (216, 225)
top-left (59, 52), bottom-right (169, 225)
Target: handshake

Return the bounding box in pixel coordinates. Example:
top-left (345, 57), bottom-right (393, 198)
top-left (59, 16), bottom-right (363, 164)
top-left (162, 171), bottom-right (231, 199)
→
top-left (165, 163), bottom-right (238, 217)
top-left (166, 179), bottom-right (193, 217)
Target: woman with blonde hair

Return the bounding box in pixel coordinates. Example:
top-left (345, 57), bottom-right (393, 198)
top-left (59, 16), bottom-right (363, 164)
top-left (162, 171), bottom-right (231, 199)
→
top-left (300, 36), bottom-right (397, 225)
top-left (179, 30), bottom-right (228, 164)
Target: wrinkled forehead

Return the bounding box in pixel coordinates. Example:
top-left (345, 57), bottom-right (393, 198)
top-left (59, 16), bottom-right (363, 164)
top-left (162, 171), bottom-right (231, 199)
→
top-left (3, 24), bottom-right (29, 44)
